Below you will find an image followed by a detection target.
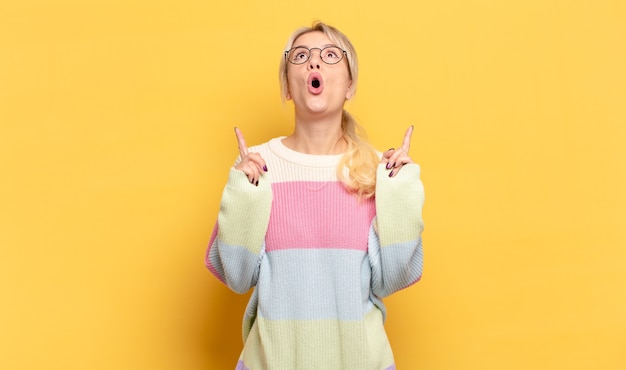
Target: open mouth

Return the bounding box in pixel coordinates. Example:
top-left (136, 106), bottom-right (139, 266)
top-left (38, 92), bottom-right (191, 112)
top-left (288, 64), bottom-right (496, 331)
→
top-left (307, 73), bottom-right (323, 94)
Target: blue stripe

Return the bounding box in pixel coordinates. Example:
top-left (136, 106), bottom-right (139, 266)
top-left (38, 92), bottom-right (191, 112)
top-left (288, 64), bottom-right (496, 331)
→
top-left (210, 240), bottom-right (264, 294)
top-left (368, 224), bottom-right (424, 297)
top-left (256, 248), bottom-right (374, 320)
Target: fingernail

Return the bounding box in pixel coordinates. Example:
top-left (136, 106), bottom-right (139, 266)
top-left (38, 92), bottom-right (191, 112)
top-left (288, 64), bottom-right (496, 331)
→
top-left (255, 180), bottom-right (259, 186)
top-left (392, 162), bottom-right (396, 168)
top-left (263, 165), bottom-right (268, 172)
top-left (387, 147), bottom-right (394, 151)
top-left (389, 170), bottom-right (394, 177)
top-left (386, 162), bottom-right (392, 170)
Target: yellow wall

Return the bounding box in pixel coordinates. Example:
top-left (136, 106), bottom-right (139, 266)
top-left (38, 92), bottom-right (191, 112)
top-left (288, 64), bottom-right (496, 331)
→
top-left (1, 1), bottom-right (625, 369)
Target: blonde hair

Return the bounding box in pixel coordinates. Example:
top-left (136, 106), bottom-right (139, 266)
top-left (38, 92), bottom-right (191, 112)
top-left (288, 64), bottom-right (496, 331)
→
top-left (279, 21), bottom-right (379, 198)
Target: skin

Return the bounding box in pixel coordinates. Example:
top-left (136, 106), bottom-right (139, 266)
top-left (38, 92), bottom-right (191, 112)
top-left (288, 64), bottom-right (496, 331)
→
top-left (234, 31), bottom-right (414, 185)
top-left (282, 31), bottom-right (353, 156)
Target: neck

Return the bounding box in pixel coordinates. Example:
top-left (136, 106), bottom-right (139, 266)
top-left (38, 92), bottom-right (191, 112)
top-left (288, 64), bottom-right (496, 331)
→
top-left (283, 111), bottom-right (347, 155)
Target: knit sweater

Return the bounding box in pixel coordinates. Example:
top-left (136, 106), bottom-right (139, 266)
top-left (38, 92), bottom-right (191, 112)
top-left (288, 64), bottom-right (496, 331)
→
top-left (206, 137), bottom-right (425, 370)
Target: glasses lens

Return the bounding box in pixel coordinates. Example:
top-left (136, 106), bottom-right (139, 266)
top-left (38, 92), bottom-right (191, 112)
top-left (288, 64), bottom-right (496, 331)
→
top-left (288, 47), bottom-right (310, 64)
top-left (320, 47), bottom-right (344, 64)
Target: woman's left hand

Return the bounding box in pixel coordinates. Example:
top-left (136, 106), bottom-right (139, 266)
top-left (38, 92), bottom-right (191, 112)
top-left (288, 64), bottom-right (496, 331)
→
top-left (381, 125), bottom-right (414, 178)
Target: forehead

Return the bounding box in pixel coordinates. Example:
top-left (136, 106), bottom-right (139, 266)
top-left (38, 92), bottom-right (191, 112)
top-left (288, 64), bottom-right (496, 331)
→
top-left (293, 31), bottom-right (334, 47)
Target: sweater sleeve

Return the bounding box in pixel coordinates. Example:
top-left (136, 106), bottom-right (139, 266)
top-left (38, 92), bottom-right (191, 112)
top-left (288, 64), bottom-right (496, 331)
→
top-left (368, 163), bottom-right (425, 298)
top-left (205, 167), bottom-right (272, 294)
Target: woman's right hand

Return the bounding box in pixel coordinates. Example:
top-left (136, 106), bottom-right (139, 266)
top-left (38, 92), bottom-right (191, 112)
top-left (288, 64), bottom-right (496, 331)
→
top-left (234, 127), bottom-right (268, 186)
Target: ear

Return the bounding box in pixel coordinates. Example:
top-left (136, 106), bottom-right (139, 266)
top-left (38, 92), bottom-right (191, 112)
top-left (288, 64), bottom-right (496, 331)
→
top-left (285, 80), bottom-right (292, 100)
top-left (345, 80), bottom-right (353, 100)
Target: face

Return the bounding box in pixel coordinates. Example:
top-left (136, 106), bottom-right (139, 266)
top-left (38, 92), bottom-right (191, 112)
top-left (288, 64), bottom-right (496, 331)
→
top-left (286, 31), bottom-right (353, 117)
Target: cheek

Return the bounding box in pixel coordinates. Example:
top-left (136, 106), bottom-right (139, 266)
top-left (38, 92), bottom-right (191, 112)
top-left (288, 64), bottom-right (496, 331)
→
top-left (286, 70), bottom-right (304, 92)
top-left (333, 66), bottom-right (352, 90)
top-left (337, 75), bottom-right (352, 94)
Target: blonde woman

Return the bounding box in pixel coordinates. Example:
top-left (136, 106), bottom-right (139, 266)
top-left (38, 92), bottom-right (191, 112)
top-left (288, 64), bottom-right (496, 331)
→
top-left (206, 21), bottom-right (425, 370)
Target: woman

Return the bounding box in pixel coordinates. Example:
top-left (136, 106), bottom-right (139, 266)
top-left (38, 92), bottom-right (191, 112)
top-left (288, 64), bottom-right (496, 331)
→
top-left (206, 21), bottom-right (425, 370)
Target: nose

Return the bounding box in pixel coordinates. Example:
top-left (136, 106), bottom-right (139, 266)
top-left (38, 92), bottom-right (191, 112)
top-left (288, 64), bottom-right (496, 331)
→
top-left (308, 48), bottom-right (322, 70)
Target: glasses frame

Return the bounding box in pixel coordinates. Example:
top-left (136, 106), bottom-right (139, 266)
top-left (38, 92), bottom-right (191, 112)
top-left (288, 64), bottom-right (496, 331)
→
top-left (284, 46), bottom-right (348, 65)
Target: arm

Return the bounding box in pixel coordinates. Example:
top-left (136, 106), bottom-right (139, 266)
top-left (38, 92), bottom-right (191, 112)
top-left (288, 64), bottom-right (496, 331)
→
top-left (205, 128), bottom-right (271, 293)
top-left (205, 167), bottom-right (272, 293)
top-left (369, 126), bottom-right (425, 297)
top-left (369, 164), bottom-right (424, 298)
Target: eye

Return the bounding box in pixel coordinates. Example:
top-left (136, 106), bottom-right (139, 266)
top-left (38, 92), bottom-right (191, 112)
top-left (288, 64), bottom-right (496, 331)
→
top-left (290, 48), bottom-right (310, 63)
top-left (325, 49), bottom-right (339, 59)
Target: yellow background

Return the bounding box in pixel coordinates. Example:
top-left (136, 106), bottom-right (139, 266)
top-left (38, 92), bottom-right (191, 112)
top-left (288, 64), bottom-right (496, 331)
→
top-left (1, 0), bottom-right (625, 369)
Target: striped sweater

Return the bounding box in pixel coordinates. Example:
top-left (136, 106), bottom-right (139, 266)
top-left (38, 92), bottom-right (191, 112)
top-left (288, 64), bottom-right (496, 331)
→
top-left (206, 137), bottom-right (425, 370)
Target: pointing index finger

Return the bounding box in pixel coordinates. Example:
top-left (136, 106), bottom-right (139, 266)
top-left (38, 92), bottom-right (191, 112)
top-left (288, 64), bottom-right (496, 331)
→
top-left (234, 127), bottom-right (248, 157)
top-left (401, 125), bottom-right (414, 151)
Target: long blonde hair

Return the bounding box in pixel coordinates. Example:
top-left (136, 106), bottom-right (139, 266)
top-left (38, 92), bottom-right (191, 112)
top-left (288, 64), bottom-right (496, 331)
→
top-left (279, 21), bottom-right (378, 198)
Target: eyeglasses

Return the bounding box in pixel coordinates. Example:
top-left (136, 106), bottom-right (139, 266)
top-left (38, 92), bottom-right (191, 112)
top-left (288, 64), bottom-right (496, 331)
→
top-left (285, 46), bottom-right (347, 65)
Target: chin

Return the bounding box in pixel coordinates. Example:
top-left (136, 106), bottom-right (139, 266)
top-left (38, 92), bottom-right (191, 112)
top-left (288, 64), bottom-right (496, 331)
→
top-left (297, 95), bottom-right (326, 112)
top-left (305, 101), bottom-right (329, 114)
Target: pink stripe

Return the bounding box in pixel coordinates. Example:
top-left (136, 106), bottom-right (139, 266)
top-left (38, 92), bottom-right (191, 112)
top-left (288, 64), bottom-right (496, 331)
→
top-left (265, 181), bottom-right (376, 252)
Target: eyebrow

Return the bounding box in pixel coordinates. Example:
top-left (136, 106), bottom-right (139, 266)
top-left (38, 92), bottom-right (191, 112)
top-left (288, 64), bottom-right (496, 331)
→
top-left (292, 44), bottom-right (338, 49)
